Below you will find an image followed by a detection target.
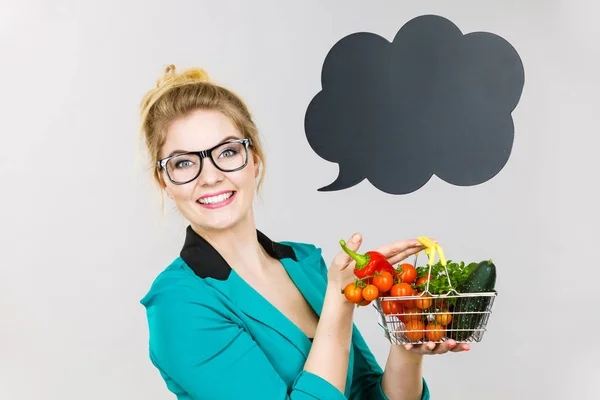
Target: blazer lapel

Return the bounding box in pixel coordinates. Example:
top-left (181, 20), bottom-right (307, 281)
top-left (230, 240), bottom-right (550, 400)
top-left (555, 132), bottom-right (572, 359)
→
top-left (280, 248), bottom-right (328, 318)
top-left (224, 270), bottom-right (313, 358)
top-left (217, 248), bottom-right (328, 358)
top-left (178, 225), bottom-right (328, 359)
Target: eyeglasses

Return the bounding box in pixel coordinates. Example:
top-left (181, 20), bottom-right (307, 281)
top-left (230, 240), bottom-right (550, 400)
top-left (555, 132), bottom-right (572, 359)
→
top-left (157, 138), bottom-right (252, 185)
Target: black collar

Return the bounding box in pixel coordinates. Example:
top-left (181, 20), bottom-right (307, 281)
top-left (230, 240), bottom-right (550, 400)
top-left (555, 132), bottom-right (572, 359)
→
top-left (180, 225), bottom-right (297, 280)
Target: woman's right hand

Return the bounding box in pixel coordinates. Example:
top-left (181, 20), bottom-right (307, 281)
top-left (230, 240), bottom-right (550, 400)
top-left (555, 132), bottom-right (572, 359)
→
top-left (327, 233), bottom-right (363, 291)
top-left (306, 232), bottom-right (364, 392)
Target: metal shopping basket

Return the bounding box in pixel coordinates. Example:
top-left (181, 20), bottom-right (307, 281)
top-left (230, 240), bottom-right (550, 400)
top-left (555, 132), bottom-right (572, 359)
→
top-left (372, 237), bottom-right (498, 345)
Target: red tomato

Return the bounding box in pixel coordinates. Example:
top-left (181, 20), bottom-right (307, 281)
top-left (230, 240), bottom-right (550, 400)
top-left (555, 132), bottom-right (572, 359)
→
top-left (390, 283), bottom-right (417, 308)
top-left (416, 274), bottom-right (431, 287)
top-left (400, 308), bottom-right (422, 323)
top-left (435, 310), bottom-right (453, 326)
top-left (415, 292), bottom-right (433, 309)
top-left (435, 299), bottom-right (448, 310)
top-left (411, 289), bottom-right (421, 307)
top-left (398, 263), bottom-right (417, 284)
top-left (382, 300), bottom-right (401, 315)
top-left (343, 283), bottom-right (363, 304)
top-left (372, 271), bottom-right (394, 293)
top-left (362, 284), bottom-right (379, 301)
top-left (405, 320), bottom-right (425, 341)
top-left (426, 323), bottom-right (446, 341)
top-left (390, 283), bottom-right (413, 297)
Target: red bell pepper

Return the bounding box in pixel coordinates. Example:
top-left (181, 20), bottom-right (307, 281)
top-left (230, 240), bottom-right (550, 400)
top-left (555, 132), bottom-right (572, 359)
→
top-left (339, 240), bottom-right (396, 282)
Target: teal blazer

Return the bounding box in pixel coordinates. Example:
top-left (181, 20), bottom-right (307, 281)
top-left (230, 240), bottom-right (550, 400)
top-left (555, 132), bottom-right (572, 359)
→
top-left (141, 226), bottom-right (430, 399)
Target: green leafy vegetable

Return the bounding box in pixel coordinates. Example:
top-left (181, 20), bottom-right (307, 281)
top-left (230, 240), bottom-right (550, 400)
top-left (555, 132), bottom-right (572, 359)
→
top-left (415, 260), bottom-right (478, 295)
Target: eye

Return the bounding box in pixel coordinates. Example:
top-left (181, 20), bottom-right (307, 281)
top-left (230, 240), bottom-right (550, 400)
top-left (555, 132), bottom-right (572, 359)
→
top-left (218, 147), bottom-right (239, 158)
top-left (173, 158), bottom-right (196, 169)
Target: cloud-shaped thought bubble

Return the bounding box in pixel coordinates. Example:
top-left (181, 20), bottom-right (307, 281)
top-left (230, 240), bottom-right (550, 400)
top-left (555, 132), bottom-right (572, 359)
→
top-left (304, 14), bottom-right (525, 194)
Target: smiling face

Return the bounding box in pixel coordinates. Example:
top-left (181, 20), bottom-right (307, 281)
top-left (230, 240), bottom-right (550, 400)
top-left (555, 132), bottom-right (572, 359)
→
top-left (159, 108), bottom-right (260, 233)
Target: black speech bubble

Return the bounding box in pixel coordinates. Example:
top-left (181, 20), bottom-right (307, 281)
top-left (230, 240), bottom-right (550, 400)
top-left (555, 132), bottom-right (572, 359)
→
top-left (304, 14), bottom-right (525, 194)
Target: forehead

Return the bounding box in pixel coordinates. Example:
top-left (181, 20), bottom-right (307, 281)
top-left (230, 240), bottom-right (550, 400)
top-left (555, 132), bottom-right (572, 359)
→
top-left (161, 109), bottom-right (242, 157)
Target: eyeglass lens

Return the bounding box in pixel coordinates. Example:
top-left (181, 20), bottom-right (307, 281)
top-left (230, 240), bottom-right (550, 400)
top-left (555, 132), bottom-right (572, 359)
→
top-left (165, 141), bottom-right (248, 183)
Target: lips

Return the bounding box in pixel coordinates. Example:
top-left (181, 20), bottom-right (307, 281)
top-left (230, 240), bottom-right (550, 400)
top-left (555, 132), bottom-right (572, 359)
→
top-left (197, 191), bottom-right (235, 205)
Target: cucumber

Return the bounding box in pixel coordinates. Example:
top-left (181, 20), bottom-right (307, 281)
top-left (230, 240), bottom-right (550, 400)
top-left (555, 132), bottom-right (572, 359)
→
top-left (449, 260), bottom-right (496, 341)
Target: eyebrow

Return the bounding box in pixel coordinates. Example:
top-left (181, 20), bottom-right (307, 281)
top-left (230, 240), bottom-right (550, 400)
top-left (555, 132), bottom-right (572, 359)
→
top-left (166, 135), bottom-right (242, 158)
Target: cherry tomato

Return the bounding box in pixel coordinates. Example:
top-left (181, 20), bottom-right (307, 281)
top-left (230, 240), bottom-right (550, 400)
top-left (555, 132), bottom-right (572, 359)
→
top-left (426, 323), bottom-right (446, 341)
top-left (362, 284), bottom-right (379, 301)
top-left (435, 310), bottom-right (453, 326)
top-left (435, 299), bottom-right (448, 310)
top-left (390, 283), bottom-right (418, 309)
top-left (398, 263), bottom-right (417, 284)
top-left (400, 308), bottom-right (422, 323)
top-left (382, 300), bottom-right (400, 315)
top-left (415, 292), bottom-right (433, 309)
top-left (405, 320), bottom-right (425, 341)
top-left (416, 274), bottom-right (431, 287)
top-left (358, 299), bottom-right (371, 307)
top-left (372, 271), bottom-right (394, 293)
top-left (343, 283), bottom-right (363, 304)
top-left (390, 283), bottom-right (413, 297)
top-left (397, 287), bottom-right (417, 309)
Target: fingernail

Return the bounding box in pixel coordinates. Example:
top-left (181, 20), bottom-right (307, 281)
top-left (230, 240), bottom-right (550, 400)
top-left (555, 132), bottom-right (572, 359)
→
top-left (448, 342), bottom-right (456, 348)
top-left (464, 345), bottom-right (470, 351)
top-left (351, 234), bottom-right (360, 243)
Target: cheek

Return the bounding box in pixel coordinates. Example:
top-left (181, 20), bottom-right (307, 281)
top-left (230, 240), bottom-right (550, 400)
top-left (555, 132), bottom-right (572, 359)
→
top-left (230, 168), bottom-right (257, 190)
top-left (167, 184), bottom-right (196, 201)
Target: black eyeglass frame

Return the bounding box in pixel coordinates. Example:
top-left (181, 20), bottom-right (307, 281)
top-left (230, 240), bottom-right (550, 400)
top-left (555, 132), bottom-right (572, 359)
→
top-left (157, 138), bottom-right (253, 185)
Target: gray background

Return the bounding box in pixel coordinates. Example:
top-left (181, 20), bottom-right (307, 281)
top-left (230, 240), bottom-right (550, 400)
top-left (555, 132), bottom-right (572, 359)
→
top-left (1, 0), bottom-right (598, 399)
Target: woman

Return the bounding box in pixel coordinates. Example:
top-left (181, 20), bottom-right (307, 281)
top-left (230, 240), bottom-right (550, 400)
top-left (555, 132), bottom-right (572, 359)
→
top-left (139, 65), bottom-right (468, 400)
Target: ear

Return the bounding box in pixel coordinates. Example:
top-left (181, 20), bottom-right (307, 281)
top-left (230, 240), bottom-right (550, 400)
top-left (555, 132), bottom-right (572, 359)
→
top-left (158, 175), bottom-right (174, 199)
top-left (163, 185), bottom-right (174, 200)
top-left (253, 154), bottom-right (261, 178)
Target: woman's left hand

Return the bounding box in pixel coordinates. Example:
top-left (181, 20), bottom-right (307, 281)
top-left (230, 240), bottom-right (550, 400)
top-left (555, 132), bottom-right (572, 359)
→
top-left (371, 238), bottom-right (426, 266)
top-left (403, 339), bottom-right (470, 355)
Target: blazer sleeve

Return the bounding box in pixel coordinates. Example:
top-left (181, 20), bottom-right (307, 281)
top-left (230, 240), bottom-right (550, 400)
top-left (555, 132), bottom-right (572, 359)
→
top-left (349, 326), bottom-right (431, 400)
top-left (143, 271), bottom-right (347, 400)
top-left (315, 252), bottom-right (431, 400)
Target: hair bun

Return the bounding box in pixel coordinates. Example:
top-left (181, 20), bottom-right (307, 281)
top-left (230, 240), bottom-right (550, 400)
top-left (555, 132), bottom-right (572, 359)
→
top-left (156, 64), bottom-right (211, 88)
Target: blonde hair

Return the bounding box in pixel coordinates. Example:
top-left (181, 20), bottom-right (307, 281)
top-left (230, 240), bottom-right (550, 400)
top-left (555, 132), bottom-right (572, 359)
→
top-left (138, 64), bottom-right (266, 205)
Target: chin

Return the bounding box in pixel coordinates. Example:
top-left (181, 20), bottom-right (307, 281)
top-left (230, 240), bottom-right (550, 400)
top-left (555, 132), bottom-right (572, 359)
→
top-left (186, 198), bottom-right (251, 233)
top-left (203, 217), bottom-right (241, 232)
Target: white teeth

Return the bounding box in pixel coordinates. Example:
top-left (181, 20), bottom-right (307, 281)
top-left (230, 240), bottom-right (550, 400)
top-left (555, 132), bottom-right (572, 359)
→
top-left (198, 191), bottom-right (233, 204)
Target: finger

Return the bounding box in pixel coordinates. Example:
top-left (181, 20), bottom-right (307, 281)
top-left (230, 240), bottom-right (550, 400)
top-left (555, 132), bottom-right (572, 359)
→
top-left (334, 233), bottom-right (362, 269)
top-left (431, 342), bottom-right (452, 355)
top-left (451, 343), bottom-right (471, 352)
top-left (424, 341), bottom-right (437, 353)
top-left (430, 340), bottom-right (470, 354)
top-left (408, 342), bottom-right (436, 355)
top-left (444, 339), bottom-right (458, 352)
top-left (373, 239), bottom-right (424, 262)
top-left (387, 246), bottom-right (426, 266)
top-left (445, 340), bottom-right (469, 352)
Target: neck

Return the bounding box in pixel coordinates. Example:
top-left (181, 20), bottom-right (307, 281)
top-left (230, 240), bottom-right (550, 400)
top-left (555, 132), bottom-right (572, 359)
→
top-left (190, 210), bottom-right (270, 274)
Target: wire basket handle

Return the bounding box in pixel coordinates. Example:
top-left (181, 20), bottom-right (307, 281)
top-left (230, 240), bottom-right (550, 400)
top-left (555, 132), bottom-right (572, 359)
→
top-left (416, 236), bottom-right (458, 295)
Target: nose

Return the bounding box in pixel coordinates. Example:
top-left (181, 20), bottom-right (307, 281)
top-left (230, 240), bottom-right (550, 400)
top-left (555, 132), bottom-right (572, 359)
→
top-left (197, 159), bottom-right (224, 187)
